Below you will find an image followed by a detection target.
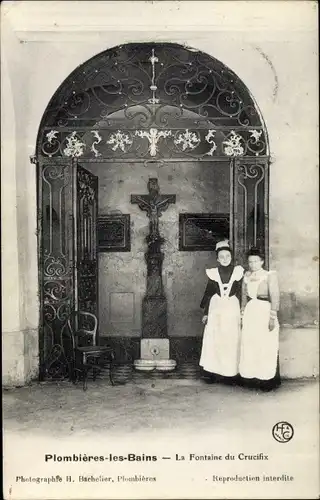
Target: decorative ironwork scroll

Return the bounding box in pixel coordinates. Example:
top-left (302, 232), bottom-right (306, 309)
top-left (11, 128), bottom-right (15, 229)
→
top-left (39, 158), bottom-right (74, 380)
top-left (38, 159), bottom-right (99, 380)
top-left (76, 165), bottom-right (99, 314)
top-left (179, 213), bottom-right (230, 251)
top-left (131, 179), bottom-right (176, 337)
top-left (97, 214), bottom-right (131, 252)
top-left (40, 126), bottom-right (266, 160)
top-left (232, 158), bottom-right (269, 267)
top-left (37, 43), bottom-right (268, 160)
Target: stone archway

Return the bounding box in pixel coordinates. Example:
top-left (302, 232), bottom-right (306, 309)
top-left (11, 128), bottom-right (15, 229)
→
top-left (36, 42), bottom-right (270, 380)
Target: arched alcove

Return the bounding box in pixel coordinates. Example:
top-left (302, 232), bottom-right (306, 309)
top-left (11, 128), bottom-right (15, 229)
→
top-left (36, 42), bottom-right (270, 380)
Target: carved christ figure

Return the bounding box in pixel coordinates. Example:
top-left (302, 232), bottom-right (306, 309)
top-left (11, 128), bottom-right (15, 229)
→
top-left (131, 178), bottom-right (176, 242)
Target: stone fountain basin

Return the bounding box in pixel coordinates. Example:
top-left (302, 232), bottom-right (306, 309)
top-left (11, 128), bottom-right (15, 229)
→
top-left (155, 359), bottom-right (177, 371)
top-left (134, 359), bottom-right (156, 372)
top-left (134, 359), bottom-right (177, 372)
top-left (134, 339), bottom-right (177, 372)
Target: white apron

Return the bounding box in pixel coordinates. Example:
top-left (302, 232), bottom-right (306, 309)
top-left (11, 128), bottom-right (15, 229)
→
top-left (200, 266), bottom-right (243, 377)
top-left (239, 271), bottom-right (279, 380)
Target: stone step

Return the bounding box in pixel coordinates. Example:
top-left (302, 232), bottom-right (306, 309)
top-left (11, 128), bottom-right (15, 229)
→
top-left (127, 363), bottom-right (197, 380)
top-left (82, 362), bottom-right (201, 382)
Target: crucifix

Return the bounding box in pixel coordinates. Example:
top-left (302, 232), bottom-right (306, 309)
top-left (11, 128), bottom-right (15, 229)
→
top-left (131, 178), bottom-right (176, 337)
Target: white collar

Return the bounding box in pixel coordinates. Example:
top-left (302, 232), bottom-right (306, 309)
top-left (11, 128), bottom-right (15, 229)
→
top-left (206, 265), bottom-right (244, 282)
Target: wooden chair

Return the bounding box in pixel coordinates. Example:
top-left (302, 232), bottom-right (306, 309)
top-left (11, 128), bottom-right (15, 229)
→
top-left (65, 311), bottom-right (115, 390)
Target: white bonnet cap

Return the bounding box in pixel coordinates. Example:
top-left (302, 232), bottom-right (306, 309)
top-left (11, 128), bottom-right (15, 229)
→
top-left (215, 240), bottom-right (230, 251)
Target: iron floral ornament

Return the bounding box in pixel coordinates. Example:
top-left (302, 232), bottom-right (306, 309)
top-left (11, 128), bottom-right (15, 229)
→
top-left (63, 132), bottom-right (86, 157)
top-left (249, 130), bottom-right (263, 143)
top-left (46, 130), bottom-right (59, 145)
top-left (43, 127), bottom-right (267, 159)
top-left (174, 129), bottom-right (200, 151)
top-left (223, 131), bottom-right (244, 157)
top-left (135, 128), bottom-right (172, 157)
top-left (91, 131), bottom-right (102, 157)
top-left (107, 130), bottom-right (133, 152)
top-left (205, 130), bottom-right (218, 156)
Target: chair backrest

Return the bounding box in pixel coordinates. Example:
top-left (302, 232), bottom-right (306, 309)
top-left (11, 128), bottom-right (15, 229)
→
top-left (66, 310), bottom-right (98, 348)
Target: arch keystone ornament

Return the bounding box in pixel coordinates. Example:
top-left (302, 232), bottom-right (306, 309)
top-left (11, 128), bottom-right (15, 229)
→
top-left (135, 128), bottom-right (172, 157)
top-left (35, 42), bottom-right (270, 380)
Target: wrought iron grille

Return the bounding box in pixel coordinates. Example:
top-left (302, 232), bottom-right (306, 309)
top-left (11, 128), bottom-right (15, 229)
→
top-left (37, 43), bottom-right (268, 160)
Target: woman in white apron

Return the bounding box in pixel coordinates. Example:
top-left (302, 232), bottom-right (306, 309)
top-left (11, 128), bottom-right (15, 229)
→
top-left (239, 248), bottom-right (281, 391)
top-left (199, 240), bottom-right (244, 384)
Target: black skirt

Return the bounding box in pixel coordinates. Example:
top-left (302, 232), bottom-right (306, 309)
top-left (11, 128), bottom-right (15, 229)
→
top-left (200, 368), bottom-right (240, 387)
top-left (201, 357), bottom-right (281, 391)
top-left (238, 355), bottom-right (281, 392)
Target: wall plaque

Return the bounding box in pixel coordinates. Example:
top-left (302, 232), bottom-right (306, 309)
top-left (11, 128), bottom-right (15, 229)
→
top-left (97, 214), bottom-right (131, 252)
top-left (179, 213), bottom-right (230, 251)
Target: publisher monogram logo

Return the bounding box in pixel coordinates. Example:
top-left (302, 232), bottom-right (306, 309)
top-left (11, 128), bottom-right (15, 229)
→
top-left (272, 422), bottom-right (294, 443)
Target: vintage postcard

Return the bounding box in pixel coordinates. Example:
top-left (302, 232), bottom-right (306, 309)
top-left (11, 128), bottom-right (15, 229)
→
top-left (2, 1), bottom-right (319, 499)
